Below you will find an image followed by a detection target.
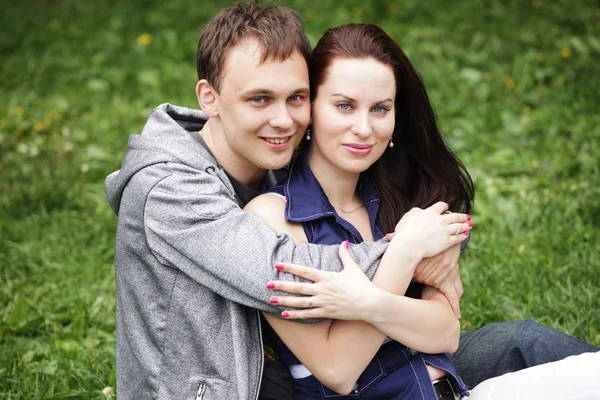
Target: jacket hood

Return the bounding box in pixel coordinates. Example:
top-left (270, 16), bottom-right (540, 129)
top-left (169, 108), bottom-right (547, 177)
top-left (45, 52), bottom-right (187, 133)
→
top-left (105, 103), bottom-right (210, 214)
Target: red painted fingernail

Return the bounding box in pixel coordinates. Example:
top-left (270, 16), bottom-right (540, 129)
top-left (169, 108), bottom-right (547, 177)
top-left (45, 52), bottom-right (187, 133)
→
top-left (270, 297), bottom-right (278, 304)
top-left (267, 282), bottom-right (275, 289)
top-left (467, 215), bottom-right (472, 221)
top-left (464, 231), bottom-right (469, 236)
top-left (468, 221), bottom-right (473, 227)
top-left (282, 311), bottom-right (290, 318)
top-left (446, 202), bottom-right (450, 208)
top-left (275, 264), bottom-right (284, 270)
top-left (343, 240), bottom-right (349, 249)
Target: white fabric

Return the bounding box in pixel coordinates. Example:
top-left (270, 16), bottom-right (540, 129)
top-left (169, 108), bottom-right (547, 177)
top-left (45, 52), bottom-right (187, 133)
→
top-left (289, 363), bottom-right (313, 379)
top-left (466, 351), bottom-right (600, 400)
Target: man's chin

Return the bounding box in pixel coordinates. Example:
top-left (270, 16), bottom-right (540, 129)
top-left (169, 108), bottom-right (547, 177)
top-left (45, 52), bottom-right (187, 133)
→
top-left (257, 154), bottom-right (294, 171)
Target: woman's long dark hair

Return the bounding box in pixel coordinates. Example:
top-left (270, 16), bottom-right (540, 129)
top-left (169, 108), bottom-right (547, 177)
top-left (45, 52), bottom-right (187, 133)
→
top-left (310, 24), bottom-right (474, 233)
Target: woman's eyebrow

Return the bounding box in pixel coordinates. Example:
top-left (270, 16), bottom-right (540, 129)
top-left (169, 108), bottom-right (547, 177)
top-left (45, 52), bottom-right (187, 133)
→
top-left (332, 93), bottom-right (393, 104)
top-left (331, 93), bottom-right (356, 102)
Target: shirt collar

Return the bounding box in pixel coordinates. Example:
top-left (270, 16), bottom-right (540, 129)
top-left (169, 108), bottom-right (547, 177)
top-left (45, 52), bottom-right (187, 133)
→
top-left (282, 148), bottom-right (380, 224)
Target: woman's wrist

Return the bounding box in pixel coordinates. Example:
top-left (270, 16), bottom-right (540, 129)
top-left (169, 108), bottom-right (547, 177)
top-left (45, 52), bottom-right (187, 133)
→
top-left (388, 234), bottom-right (424, 264)
top-left (362, 287), bottom-right (394, 325)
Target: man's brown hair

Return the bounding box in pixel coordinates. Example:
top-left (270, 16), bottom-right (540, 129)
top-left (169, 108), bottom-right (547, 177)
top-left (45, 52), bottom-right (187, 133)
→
top-left (197, 1), bottom-right (312, 93)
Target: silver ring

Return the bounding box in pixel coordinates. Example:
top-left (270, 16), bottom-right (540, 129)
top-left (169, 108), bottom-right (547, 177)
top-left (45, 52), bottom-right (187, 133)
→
top-left (455, 226), bottom-right (460, 235)
top-left (308, 297), bottom-right (313, 309)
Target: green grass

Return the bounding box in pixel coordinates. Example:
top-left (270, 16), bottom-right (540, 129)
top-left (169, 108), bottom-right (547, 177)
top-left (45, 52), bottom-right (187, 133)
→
top-left (1, 0), bottom-right (599, 398)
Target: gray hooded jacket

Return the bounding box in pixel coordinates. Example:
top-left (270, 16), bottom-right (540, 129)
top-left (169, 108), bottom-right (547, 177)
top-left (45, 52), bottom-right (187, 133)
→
top-left (105, 104), bottom-right (388, 400)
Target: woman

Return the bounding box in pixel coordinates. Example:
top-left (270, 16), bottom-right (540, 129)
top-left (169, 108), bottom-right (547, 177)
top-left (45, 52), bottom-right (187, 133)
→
top-left (245, 24), bottom-right (599, 400)
top-left (245, 23), bottom-right (472, 399)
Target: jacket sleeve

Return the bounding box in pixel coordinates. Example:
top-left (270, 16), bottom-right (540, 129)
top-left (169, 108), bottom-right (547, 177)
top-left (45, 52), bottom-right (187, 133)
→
top-left (144, 164), bottom-right (388, 315)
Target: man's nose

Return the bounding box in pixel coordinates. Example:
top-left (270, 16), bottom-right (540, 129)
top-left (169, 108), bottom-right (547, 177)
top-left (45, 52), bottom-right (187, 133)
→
top-left (269, 103), bottom-right (294, 130)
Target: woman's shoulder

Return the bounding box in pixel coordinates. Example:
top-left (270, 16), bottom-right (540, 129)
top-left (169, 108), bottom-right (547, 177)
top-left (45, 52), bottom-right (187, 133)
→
top-left (244, 192), bottom-right (288, 228)
top-left (245, 193), bottom-right (307, 243)
top-left (245, 192), bottom-right (286, 213)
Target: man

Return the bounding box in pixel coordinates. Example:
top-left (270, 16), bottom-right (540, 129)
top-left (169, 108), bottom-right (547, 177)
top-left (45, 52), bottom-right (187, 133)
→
top-left (106, 2), bottom-right (597, 399)
top-left (106, 4), bottom-right (388, 399)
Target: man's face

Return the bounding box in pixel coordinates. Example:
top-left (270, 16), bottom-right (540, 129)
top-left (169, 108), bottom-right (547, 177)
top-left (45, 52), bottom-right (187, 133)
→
top-left (213, 38), bottom-right (310, 177)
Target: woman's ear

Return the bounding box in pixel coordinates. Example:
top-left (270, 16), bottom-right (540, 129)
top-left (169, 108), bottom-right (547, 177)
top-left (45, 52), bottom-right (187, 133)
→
top-left (196, 79), bottom-right (219, 118)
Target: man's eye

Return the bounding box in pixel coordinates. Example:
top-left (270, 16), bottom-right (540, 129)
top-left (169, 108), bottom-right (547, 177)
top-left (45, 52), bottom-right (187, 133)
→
top-left (251, 97), bottom-right (266, 104)
top-left (288, 95), bottom-right (301, 102)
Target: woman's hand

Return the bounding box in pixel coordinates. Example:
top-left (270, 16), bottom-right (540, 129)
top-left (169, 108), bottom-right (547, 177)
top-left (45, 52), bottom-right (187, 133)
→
top-left (266, 241), bottom-right (380, 320)
top-left (394, 202), bottom-right (472, 259)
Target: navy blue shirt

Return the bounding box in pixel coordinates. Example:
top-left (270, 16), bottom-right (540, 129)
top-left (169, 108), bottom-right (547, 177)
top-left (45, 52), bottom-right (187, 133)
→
top-left (269, 151), bottom-right (384, 246)
top-left (264, 149), bottom-right (469, 399)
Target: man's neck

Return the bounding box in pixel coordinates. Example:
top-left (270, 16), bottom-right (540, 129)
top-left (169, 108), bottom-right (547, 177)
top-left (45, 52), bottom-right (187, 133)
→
top-left (200, 122), bottom-right (266, 190)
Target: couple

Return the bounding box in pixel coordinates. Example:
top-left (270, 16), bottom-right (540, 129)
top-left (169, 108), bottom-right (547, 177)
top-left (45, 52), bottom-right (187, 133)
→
top-left (105, 2), bottom-right (599, 400)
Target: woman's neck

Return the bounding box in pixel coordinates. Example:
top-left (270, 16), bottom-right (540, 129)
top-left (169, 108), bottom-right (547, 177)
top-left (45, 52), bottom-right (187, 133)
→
top-left (306, 147), bottom-right (361, 210)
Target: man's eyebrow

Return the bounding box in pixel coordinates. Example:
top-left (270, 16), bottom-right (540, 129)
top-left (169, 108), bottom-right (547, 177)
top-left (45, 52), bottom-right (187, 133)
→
top-left (241, 89), bottom-right (276, 97)
top-left (291, 87), bottom-right (310, 95)
top-left (240, 87), bottom-right (310, 97)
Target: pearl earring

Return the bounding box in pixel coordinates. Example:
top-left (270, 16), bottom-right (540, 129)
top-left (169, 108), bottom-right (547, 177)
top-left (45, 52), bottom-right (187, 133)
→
top-left (388, 137), bottom-right (394, 148)
top-left (305, 127), bottom-right (312, 141)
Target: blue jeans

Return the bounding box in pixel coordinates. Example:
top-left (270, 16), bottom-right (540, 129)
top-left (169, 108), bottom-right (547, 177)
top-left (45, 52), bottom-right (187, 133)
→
top-left (451, 320), bottom-right (599, 388)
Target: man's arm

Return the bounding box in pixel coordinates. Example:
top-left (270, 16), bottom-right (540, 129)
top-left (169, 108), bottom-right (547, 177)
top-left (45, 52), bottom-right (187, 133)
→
top-left (143, 165), bottom-right (388, 315)
top-left (412, 240), bottom-right (466, 317)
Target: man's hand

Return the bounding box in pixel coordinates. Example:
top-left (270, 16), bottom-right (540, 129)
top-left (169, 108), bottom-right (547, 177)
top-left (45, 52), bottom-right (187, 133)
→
top-left (413, 243), bottom-right (464, 318)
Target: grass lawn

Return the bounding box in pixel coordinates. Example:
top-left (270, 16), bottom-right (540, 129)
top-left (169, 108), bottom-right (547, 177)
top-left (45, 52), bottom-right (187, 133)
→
top-left (1, 0), bottom-right (599, 398)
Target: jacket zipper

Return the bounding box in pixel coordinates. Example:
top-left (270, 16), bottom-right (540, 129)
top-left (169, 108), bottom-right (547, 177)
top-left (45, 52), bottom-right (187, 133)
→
top-left (195, 382), bottom-right (206, 400)
top-left (254, 310), bottom-right (265, 400)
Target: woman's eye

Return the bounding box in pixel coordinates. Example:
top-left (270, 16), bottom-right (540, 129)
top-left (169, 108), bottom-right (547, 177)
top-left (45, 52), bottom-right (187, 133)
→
top-left (337, 103), bottom-right (352, 111)
top-left (372, 106), bottom-right (388, 113)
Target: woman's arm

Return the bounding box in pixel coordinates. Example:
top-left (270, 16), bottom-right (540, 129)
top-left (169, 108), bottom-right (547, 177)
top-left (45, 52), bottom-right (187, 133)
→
top-left (269, 241), bottom-right (460, 341)
top-left (366, 283), bottom-right (461, 353)
top-left (264, 203), bottom-right (467, 350)
top-left (264, 245), bottom-right (459, 394)
top-left (362, 242), bottom-right (462, 352)
top-left (264, 240), bottom-right (460, 394)
top-left (245, 195), bottom-right (466, 394)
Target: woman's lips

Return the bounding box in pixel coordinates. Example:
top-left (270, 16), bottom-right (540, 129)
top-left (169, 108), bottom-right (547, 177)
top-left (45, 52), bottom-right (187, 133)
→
top-left (343, 143), bottom-right (373, 155)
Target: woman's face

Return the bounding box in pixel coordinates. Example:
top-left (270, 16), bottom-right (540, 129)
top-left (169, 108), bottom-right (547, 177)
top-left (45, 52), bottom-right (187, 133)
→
top-left (310, 57), bottom-right (396, 175)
